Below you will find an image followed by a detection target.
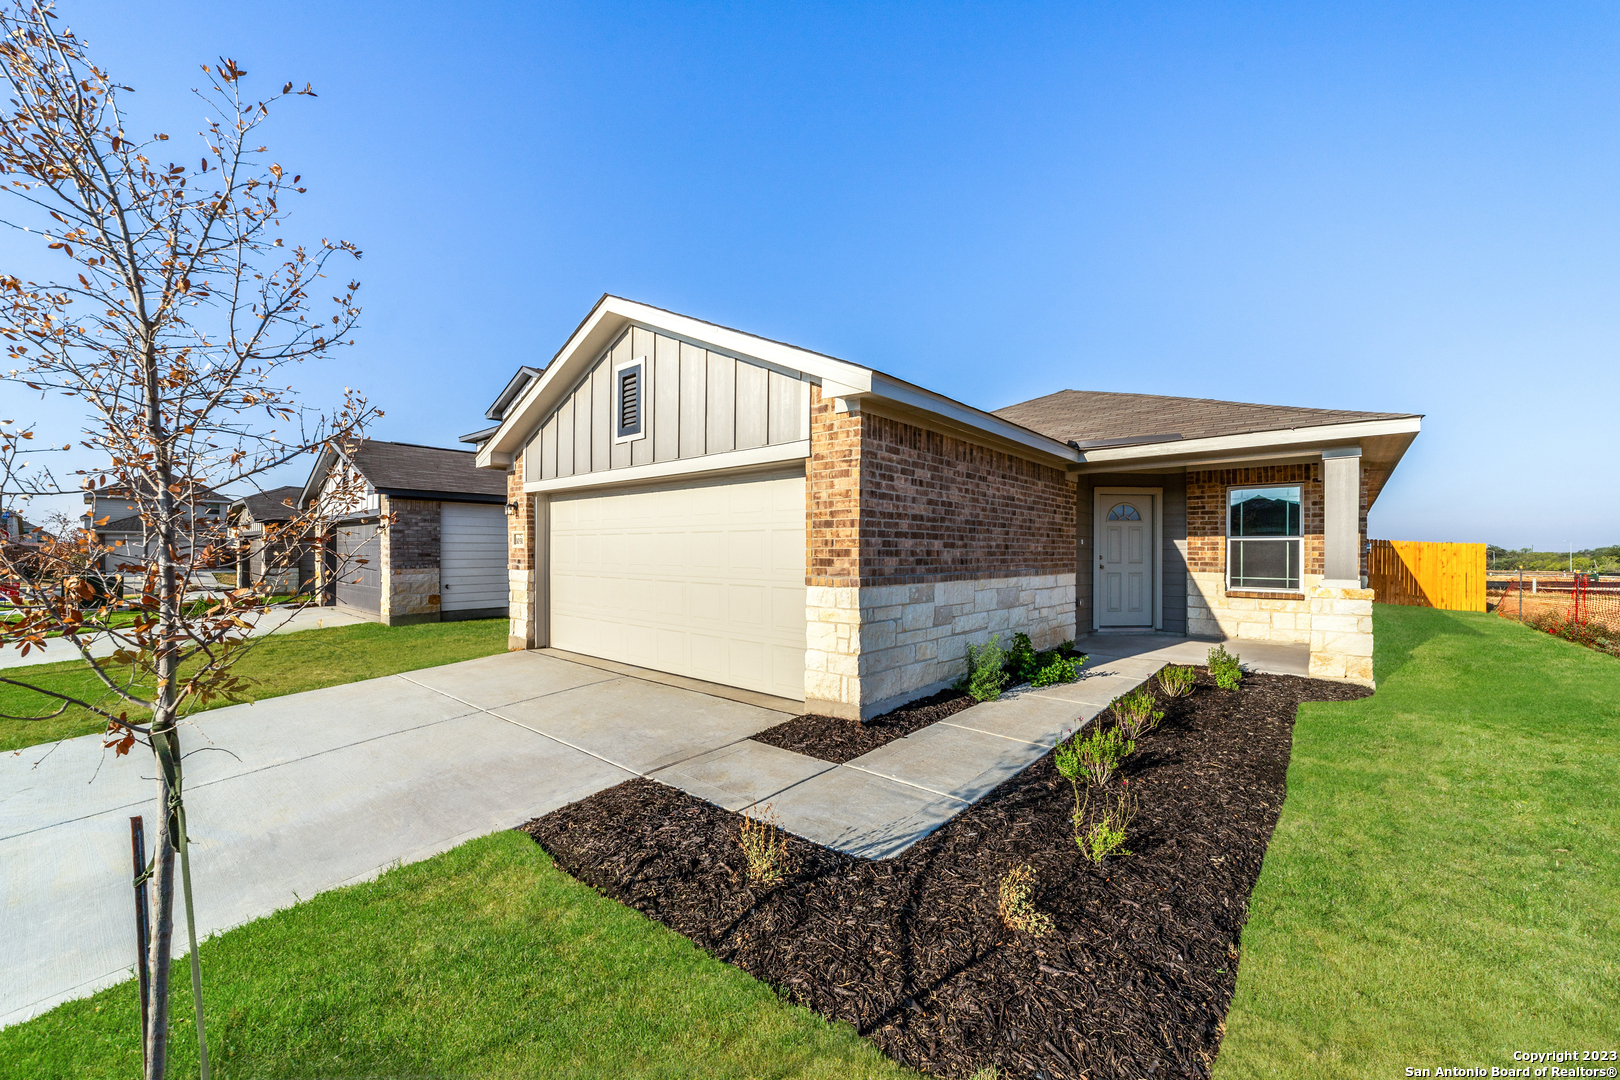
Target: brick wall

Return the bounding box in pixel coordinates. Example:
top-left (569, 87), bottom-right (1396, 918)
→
top-left (1186, 463), bottom-right (1324, 577)
top-left (508, 459), bottom-right (534, 572)
top-left (806, 384), bottom-right (864, 588)
top-left (378, 496), bottom-right (440, 625)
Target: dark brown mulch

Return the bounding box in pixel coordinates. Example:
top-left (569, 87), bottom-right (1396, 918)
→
top-left (523, 670), bottom-right (1372, 1080)
top-left (750, 687), bottom-right (977, 764)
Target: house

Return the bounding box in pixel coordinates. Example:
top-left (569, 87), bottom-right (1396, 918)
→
top-left (299, 439), bottom-right (510, 625)
top-left (229, 485), bottom-right (316, 594)
top-left (84, 482), bottom-right (233, 573)
top-left (472, 296), bottom-right (1420, 718)
top-left (0, 510), bottom-right (44, 549)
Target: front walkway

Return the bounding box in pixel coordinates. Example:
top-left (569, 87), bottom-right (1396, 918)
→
top-left (0, 651), bottom-right (791, 1027)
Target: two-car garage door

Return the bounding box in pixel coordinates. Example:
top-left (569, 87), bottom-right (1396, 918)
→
top-left (548, 468), bottom-right (806, 701)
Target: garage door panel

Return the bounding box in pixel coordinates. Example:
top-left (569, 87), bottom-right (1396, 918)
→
top-left (550, 469), bottom-right (805, 700)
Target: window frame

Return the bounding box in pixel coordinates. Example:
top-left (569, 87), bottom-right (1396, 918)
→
top-left (1225, 483), bottom-right (1304, 594)
top-left (612, 356), bottom-right (647, 444)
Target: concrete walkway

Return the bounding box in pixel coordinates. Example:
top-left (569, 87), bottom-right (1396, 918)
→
top-left (0, 651), bottom-right (791, 1027)
top-left (0, 605), bottom-right (373, 671)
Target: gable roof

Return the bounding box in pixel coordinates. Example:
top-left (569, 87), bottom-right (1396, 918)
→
top-left (994, 390), bottom-right (1420, 448)
top-left (302, 439), bottom-right (509, 508)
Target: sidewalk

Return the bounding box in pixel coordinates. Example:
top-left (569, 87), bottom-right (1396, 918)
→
top-left (0, 605), bottom-right (372, 671)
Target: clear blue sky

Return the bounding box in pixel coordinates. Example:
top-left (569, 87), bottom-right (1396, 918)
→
top-left (10, 2), bottom-right (1620, 547)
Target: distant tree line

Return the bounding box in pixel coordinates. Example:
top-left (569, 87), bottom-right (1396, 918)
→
top-left (1486, 545), bottom-right (1620, 572)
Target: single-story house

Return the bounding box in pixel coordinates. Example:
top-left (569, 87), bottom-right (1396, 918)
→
top-left (228, 485), bottom-right (316, 593)
top-left (85, 482), bottom-right (233, 573)
top-left (300, 439), bottom-right (510, 625)
top-left (471, 296), bottom-right (1420, 718)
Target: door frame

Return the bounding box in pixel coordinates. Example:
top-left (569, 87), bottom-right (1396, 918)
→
top-left (1092, 487), bottom-right (1163, 632)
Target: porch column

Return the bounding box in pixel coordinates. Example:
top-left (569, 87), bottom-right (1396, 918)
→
top-left (1321, 446), bottom-right (1362, 588)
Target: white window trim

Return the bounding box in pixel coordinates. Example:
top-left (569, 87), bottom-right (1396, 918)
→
top-left (1225, 483), bottom-right (1304, 594)
top-left (612, 356), bottom-right (647, 444)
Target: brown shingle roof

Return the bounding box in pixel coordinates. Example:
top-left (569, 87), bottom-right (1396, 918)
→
top-left (993, 390), bottom-right (1418, 448)
top-left (349, 440), bottom-right (508, 500)
top-left (236, 485), bottom-right (304, 523)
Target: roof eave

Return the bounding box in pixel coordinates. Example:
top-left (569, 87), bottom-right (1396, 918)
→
top-left (1070, 415), bottom-right (1423, 472)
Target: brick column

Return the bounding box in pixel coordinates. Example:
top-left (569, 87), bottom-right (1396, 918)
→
top-left (378, 495), bottom-right (442, 626)
top-left (507, 458), bottom-right (536, 651)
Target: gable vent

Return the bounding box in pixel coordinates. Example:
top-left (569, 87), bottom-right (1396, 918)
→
top-left (615, 359), bottom-right (645, 440)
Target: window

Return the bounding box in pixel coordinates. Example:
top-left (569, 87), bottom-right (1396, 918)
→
top-left (1106, 503), bottom-right (1141, 521)
top-left (1227, 485), bottom-right (1302, 591)
top-left (613, 358), bottom-right (645, 442)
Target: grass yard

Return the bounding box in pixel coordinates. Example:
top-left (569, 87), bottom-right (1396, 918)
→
top-left (1217, 605), bottom-right (1620, 1077)
top-left (0, 617), bottom-right (508, 752)
top-left (0, 831), bottom-right (914, 1080)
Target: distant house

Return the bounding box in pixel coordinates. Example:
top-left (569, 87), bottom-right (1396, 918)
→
top-left (229, 485), bottom-right (315, 594)
top-left (0, 510), bottom-right (44, 549)
top-left (84, 482), bottom-right (232, 573)
top-left (300, 439), bottom-right (510, 625)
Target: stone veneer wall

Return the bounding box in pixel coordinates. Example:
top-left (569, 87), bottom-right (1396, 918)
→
top-left (1184, 462), bottom-right (1374, 686)
top-left (379, 495), bottom-right (441, 626)
top-left (507, 457), bottom-right (536, 651)
top-left (804, 387), bottom-right (1078, 719)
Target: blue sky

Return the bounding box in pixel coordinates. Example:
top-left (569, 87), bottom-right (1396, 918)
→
top-left (9, 2), bottom-right (1619, 547)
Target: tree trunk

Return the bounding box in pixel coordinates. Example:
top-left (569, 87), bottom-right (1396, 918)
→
top-left (144, 728), bottom-right (179, 1078)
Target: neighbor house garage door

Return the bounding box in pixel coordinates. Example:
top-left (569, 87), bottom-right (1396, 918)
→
top-left (335, 523), bottom-right (381, 614)
top-left (548, 468), bottom-right (805, 700)
top-left (441, 502), bottom-right (509, 618)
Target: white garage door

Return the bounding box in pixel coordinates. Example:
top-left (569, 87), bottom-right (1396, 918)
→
top-left (549, 468), bottom-right (806, 701)
top-left (441, 502), bottom-right (509, 615)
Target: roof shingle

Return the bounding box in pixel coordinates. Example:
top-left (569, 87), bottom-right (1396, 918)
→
top-left (348, 440), bottom-right (508, 500)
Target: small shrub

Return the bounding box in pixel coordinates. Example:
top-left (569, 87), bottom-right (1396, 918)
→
top-left (997, 864), bottom-right (1054, 936)
top-left (1207, 644), bottom-right (1243, 691)
top-left (739, 805), bottom-right (790, 887)
top-left (1157, 663), bottom-right (1196, 697)
top-left (1074, 788), bottom-right (1137, 864)
top-left (1054, 725), bottom-right (1135, 790)
top-left (1030, 652), bottom-right (1081, 687)
top-left (1006, 631), bottom-right (1041, 684)
top-left (957, 633), bottom-right (1010, 702)
top-left (1109, 687), bottom-right (1164, 739)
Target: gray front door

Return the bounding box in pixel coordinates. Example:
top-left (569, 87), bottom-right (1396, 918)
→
top-left (1097, 496), bottom-right (1153, 628)
top-left (335, 523), bottom-right (381, 614)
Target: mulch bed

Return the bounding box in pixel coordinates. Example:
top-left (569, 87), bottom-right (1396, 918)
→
top-left (750, 687), bottom-right (977, 764)
top-left (523, 669), bottom-right (1371, 1080)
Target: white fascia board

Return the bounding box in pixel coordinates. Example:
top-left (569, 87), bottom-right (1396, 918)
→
top-left (866, 373), bottom-right (1079, 462)
top-left (1073, 416), bottom-right (1423, 471)
top-left (524, 440), bottom-right (809, 494)
top-left (477, 297), bottom-right (874, 470)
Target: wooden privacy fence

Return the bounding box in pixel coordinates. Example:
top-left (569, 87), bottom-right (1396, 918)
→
top-left (1367, 540), bottom-right (1487, 612)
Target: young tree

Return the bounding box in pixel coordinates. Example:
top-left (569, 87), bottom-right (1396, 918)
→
top-left (0, 4), bottom-right (377, 1075)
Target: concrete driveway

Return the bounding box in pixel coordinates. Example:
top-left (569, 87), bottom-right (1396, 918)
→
top-left (0, 651), bottom-right (791, 1027)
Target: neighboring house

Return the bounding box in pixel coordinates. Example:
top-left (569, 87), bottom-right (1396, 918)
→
top-left (299, 439), bottom-right (510, 625)
top-left (0, 510), bottom-right (43, 549)
top-left (84, 482), bottom-right (232, 572)
top-left (229, 485), bottom-right (315, 594)
top-left (473, 296), bottom-right (1421, 717)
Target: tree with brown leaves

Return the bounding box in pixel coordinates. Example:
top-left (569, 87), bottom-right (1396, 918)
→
top-left (0, 4), bottom-right (378, 1075)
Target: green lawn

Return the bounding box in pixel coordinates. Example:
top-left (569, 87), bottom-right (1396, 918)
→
top-left (0, 831), bottom-right (914, 1080)
top-left (0, 617), bottom-right (508, 752)
top-left (1217, 605), bottom-right (1620, 1076)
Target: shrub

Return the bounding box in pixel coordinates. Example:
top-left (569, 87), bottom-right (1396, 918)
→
top-left (1207, 644), bottom-right (1243, 691)
top-left (1074, 788), bottom-right (1137, 864)
top-left (997, 864), bottom-right (1054, 936)
top-left (957, 633), bottom-right (1010, 702)
top-left (1054, 725), bottom-right (1135, 790)
top-left (1006, 631), bottom-right (1041, 684)
top-left (739, 805), bottom-right (791, 887)
top-left (1030, 652), bottom-right (1081, 687)
top-left (1109, 687), bottom-right (1164, 739)
top-left (1157, 663), bottom-right (1196, 697)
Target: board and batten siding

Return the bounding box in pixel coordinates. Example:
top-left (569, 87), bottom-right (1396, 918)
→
top-left (526, 326), bottom-right (811, 481)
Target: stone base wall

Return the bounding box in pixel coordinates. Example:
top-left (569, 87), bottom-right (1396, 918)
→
top-left (1187, 571), bottom-right (1374, 686)
top-left (1307, 586), bottom-right (1375, 685)
top-left (382, 566), bottom-right (440, 626)
top-left (509, 568), bottom-right (535, 651)
top-left (806, 573), bottom-right (1076, 720)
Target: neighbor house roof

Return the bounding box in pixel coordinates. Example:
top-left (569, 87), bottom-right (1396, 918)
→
top-left (993, 390), bottom-right (1420, 449)
top-left (232, 485), bottom-right (305, 525)
top-left (300, 439), bottom-right (509, 509)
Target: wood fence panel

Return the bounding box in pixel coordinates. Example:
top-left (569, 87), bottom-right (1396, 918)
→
top-left (1367, 540), bottom-right (1486, 612)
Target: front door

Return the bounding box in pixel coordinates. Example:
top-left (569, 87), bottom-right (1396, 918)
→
top-left (1097, 495), bottom-right (1153, 628)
